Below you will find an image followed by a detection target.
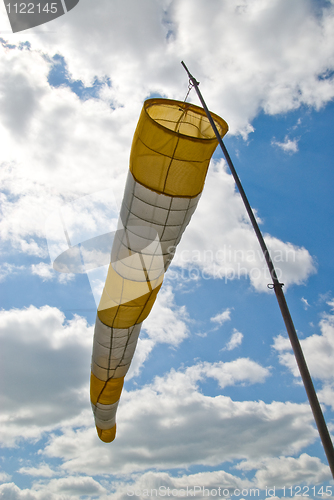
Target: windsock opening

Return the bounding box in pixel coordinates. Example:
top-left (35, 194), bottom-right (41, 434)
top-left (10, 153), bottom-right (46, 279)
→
top-left (130, 98), bottom-right (228, 197)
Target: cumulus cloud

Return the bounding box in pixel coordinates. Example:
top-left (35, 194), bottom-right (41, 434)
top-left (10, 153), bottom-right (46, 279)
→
top-left (271, 136), bottom-right (299, 153)
top-left (0, 304), bottom-right (322, 491)
top-left (39, 359), bottom-right (315, 477)
top-left (0, 471), bottom-right (11, 483)
top-left (170, 0), bottom-right (334, 134)
top-left (18, 463), bottom-right (57, 478)
top-left (0, 45), bottom-right (131, 193)
top-left (273, 311), bottom-right (334, 382)
top-left (327, 299), bottom-right (334, 310)
top-left (318, 383), bottom-right (334, 412)
top-left (30, 262), bottom-right (55, 281)
top-left (224, 329), bottom-right (244, 351)
top-left (35, 476), bottom-right (107, 497)
top-left (236, 453), bottom-right (331, 488)
top-left (0, 476), bottom-right (106, 500)
top-left (273, 306), bottom-right (334, 416)
top-left (5, 0), bottom-right (334, 135)
top-left (142, 286), bottom-right (189, 346)
top-left (127, 285), bottom-right (190, 379)
top-left (5, 456), bottom-right (331, 500)
top-left (111, 469), bottom-right (252, 500)
top-left (0, 293), bottom-right (189, 445)
top-left (187, 358), bottom-right (270, 389)
top-left (0, 262), bottom-right (25, 281)
top-left (0, 45), bottom-right (127, 258)
top-left (0, 305), bottom-right (93, 446)
top-left (301, 297), bottom-right (310, 310)
top-left (210, 308), bottom-right (232, 326)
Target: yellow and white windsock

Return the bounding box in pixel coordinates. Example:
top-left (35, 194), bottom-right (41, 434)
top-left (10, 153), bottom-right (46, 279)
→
top-left (90, 98), bottom-right (228, 442)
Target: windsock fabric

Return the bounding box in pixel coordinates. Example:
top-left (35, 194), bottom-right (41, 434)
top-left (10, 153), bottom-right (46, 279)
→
top-left (91, 98), bottom-right (228, 442)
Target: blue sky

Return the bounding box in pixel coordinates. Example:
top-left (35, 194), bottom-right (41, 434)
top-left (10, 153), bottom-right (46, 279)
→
top-left (1, 0), bottom-right (334, 498)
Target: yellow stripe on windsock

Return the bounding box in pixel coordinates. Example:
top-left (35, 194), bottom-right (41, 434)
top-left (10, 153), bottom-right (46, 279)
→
top-left (90, 373), bottom-right (124, 406)
top-left (97, 263), bottom-right (163, 328)
top-left (96, 424), bottom-right (117, 443)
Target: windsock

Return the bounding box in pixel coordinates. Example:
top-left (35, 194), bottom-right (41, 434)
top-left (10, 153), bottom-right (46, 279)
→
top-left (90, 98), bottom-right (228, 442)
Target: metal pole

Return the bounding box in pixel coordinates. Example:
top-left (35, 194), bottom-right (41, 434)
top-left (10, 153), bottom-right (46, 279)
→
top-left (181, 61), bottom-right (334, 478)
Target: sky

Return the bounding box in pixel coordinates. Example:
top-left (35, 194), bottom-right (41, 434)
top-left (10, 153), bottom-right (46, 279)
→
top-left (1, 0), bottom-right (334, 498)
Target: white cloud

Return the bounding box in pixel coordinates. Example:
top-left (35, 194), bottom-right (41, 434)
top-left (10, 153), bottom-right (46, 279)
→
top-left (224, 329), bottom-right (244, 351)
top-left (34, 476), bottom-right (107, 497)
top-left (5, 0), bottom-right (334, 137)
top-left (0, 262), bottom-right (25, 281)
top-left (0, 46), bottom-right (127, 258)
top-left (127, 337), bottom-right (156, 382)
top-left (0, 306), bottom-right (93, 446)
top-left (169, 0), bottom-right (334, 133)
top-left (318, 383), bottom-right (334, 411)
top-left (0, 291), bottom-right (190, 444)
top-left (112, 469), bottom-right (252, 500)
top-left (273, 311), bottom-right (334, 382)
top-left (301, 297), bottom-right (310, 310)
top-left (0, 7), bottom-right (333, 168)
top-left (210, 308), bottom-right (232, 326)
top-left (0, 471), bottom-right (11, 483)
top-left (4, 455), bottom-right (331, 500)
top-left (30, 262), bottom-right (54, 281)
top-left (236, 453), bottom-right (331, 488)
top-left (0, 476), bottom-right (106, 500)
top-left (188, 358), bottom-right (270, 389)
top-left (128, 285), bottom-right (190, 379)
top-left (0, 303), bottom-right (320, 486)
top-left (40, 360), bottom-right (314, 477)
top-left (18, 463), bottom-right (57, 478)
top-left (272, 334), bottom-right (291, 353)
top-left (273, 307), bottom-right (334, 416)
top-left (142, 286), bottom-right (189, 346)
top-left (271, 136), bottom-right (299, 153)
